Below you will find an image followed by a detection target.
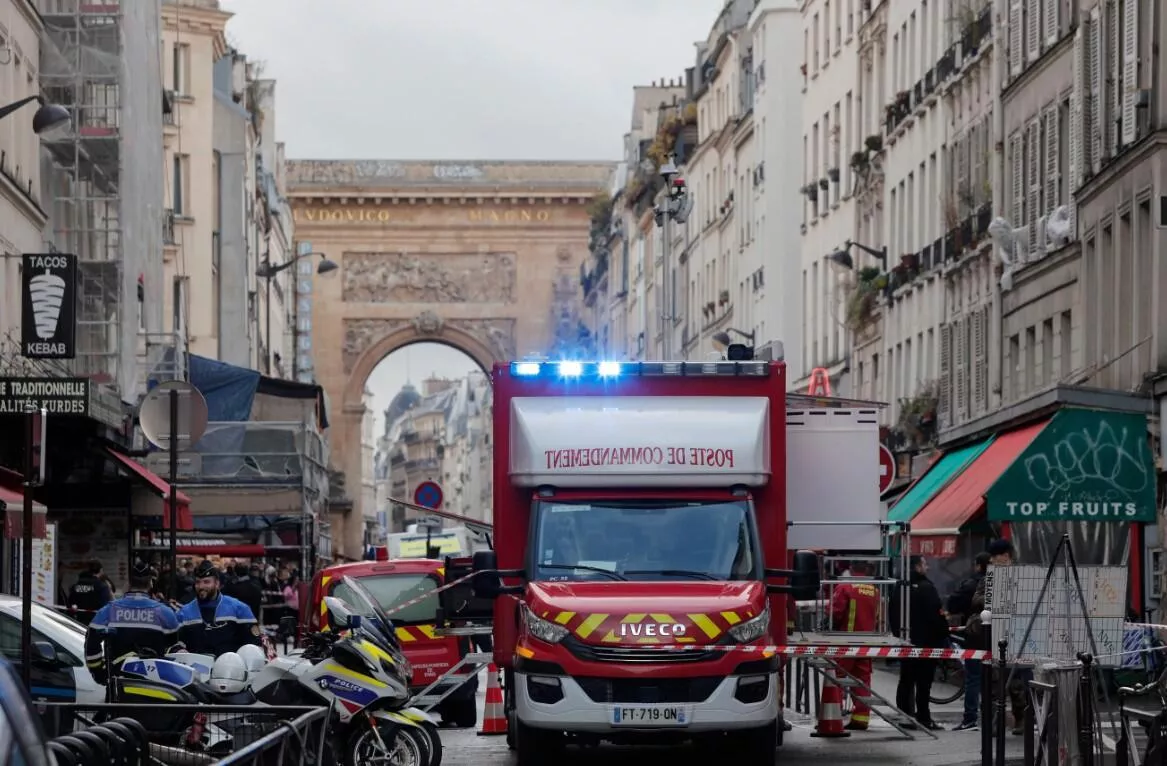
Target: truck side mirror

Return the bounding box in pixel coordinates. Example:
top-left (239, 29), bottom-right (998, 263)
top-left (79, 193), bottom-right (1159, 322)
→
top-left (789, 550), bottom-right (821, 600)
top-left (764, 549), bottom-right (821, 600)
top-left (471, 549), bottom-right (525, 598)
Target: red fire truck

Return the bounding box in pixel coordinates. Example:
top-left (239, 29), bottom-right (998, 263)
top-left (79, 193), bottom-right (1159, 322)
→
top-left (471, 358), bottom-right (860, 764)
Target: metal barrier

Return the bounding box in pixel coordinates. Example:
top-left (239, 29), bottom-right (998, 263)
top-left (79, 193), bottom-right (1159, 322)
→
top-left (43, 702), bottom-right (327, 766)
top-left (47, 717), bottom-right (151, 766)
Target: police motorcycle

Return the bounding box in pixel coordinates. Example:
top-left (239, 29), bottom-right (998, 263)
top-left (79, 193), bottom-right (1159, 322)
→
top-left (106, 649), bottom-right (259, 755)
top-left (249, 575), bottom-right (442, 766)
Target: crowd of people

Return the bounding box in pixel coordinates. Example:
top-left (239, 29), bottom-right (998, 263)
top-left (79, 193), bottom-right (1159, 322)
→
top-left (64, 557), bottom-right (304, 688)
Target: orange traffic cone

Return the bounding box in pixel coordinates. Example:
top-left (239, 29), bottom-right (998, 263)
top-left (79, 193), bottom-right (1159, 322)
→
top-left (810, 668), bottom-right (851, 738)
top-left (478, 663), bottom-right (507, 736)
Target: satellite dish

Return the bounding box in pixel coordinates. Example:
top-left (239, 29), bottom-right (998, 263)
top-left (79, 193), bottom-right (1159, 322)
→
top-left (139, 381), bottom-right (208, 451)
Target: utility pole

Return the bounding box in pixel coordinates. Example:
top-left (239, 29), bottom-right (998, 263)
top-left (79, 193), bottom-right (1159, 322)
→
top-left (653, 153), bottom-right (693, 361)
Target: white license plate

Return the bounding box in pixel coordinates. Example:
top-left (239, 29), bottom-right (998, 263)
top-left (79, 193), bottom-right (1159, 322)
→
top-left (610, 706), bottom-right (689, 726)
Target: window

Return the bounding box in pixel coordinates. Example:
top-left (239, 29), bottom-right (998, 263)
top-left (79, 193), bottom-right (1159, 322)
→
top-left (332, 574), bottom-right (440, 624)
top-left (0, 612), bottom-right (80, 666)
top-left (172, 43), bottom-right (190, 95)
top-left (172, 153), bottom-right (187, 215)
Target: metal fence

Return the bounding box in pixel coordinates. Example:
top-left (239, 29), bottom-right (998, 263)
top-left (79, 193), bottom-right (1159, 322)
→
top-left (42, 702), bottom-right (329, 766)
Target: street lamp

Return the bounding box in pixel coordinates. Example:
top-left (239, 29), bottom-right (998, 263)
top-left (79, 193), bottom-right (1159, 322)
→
top-left (0, 95), bottom-right (70, 136)
top-left (256, 251), bottom-right (337, 374)
top-left (828, 240), bottom-right (888, 273)
top-left (653, 153), bottom-right (694, 360)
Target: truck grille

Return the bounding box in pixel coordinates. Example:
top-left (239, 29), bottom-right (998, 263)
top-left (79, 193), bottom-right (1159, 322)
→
top-left (562, 636), bottom-right (721, 664)
top-left (576, 676), bottom-right (721, 704)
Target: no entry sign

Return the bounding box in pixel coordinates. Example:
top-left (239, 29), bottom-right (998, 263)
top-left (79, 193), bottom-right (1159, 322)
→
top-left (414, 481), bottom-right (444, 510)
top-left (879, 444), bottom-right (896, 494)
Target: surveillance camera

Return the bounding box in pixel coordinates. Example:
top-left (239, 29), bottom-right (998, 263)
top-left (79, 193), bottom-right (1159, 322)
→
top-left (672, 195), bottom-right (694, 224)
top-left (652, 207), bottom-right (666, 228)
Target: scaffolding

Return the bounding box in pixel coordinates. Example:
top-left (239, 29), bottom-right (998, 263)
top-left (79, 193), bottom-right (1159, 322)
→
top-left (36, 0), bottom-right (123, 386)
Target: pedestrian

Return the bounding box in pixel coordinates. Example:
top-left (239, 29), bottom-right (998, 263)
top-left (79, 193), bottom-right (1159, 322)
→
top-left (829, 560), bottom-right (880, 731)
top-left (67, 561), bottom-right (113, 626)
top-left (83, 560), bottom-right (180, 685)
top-left (224, 563), bottom-right (265, 626)
top-left (950, 551), bottom-right (991, 731)
top-left (175, 561), bottom-right (262, 657)
top-left (889, 555), bottom-right (949, 731)
top-left (967, 539), bottom-right (1027, 734)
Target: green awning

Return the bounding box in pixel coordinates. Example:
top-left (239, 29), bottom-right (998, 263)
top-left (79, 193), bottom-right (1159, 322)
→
top-left (886, 437), bottom-right (995, 523)
top-left (985, 407), bottom-right (1156, 522)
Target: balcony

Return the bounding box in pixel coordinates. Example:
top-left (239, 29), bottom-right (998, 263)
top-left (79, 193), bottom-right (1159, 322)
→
top-left (405, 456), bottom-right (440, 473)
top-left (884, 91), bottom-right (912, 136)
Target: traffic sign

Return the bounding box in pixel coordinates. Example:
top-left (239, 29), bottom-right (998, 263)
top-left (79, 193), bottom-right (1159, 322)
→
top-left (414, 481), bottom-right (444, 510)
top-left (879, 444), bottom-right (896, 494)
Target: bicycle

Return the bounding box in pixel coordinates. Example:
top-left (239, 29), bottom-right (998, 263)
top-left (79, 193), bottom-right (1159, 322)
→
top-left (930, 628), bottom-right (967, 705)
top-left (1117, 666), bottom-right (1167, 766)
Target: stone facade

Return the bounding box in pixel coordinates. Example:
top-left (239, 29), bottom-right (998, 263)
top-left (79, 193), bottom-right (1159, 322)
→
top-left (288, 159), bottom-right (612, 559)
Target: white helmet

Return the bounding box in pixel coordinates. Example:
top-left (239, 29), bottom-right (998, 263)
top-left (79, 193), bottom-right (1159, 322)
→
top-left (209, 652), bottom-right (248, 694)
top-left (237, 644), bottom-right (266, 675)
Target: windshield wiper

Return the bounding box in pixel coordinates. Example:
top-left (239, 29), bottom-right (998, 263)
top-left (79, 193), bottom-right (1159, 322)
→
top-left (540, 563), bottom-right (627, 580)
top-left (624, 569), bottom-right (719, 580)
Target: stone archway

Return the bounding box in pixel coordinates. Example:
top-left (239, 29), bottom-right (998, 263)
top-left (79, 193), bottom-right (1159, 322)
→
top-left (287, 159), bottom-right (613, 559)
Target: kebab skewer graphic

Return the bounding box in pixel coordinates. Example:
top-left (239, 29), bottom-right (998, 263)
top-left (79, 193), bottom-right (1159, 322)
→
top-left (29, 268), bottom-right (66, 340)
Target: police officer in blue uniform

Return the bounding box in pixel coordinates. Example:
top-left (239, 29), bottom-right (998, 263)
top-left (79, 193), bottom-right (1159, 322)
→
top-left (176, 561), bottom-right (262, 657)
top-left (83, 560), bottom-right (180, 685)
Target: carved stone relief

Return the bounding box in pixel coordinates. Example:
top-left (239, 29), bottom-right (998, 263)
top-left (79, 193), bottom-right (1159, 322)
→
top-left (412, 310), bottom-right (444, 335)
top-left (342, 252), bottom-right (517, 304)
top-left (343, 318), bottom-right (409, 372)
top-left (451, 319), bottom-right (517, 361)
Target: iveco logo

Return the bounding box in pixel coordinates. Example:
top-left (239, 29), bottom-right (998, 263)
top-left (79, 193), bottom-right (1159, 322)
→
top-left (618, 623), bottom-right (686, 637)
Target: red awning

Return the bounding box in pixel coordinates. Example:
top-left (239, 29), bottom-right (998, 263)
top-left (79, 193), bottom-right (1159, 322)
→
top-left (0, 486), bottom-right (47, 539)
top-left (908, 535), bottom-right (959, 558)
top-left (105, 448), bottom-right (193, 530)
top-left (911, 420), bottom-right (1049, 536)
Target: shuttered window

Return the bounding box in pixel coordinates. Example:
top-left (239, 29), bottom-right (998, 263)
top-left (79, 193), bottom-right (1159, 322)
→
top-left (938, 323), bottom-right (952, 429)
top-left (1120, 0), bottom-right (1139, 145)
top-left (1009, 0), bottom-right (1024, 77)
top-left (1088, 6), bottom-right (1103, 173)
top-left (1044, 105), bottom-right (1060, 213)
top-left (1043, 0), bottom-right (1059, 46)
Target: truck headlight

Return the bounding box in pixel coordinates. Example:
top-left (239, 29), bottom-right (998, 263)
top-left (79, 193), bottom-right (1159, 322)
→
top-left (728, 607), bottom-right (770, 644)
top-left (521, 605), bottom-right (569, 644)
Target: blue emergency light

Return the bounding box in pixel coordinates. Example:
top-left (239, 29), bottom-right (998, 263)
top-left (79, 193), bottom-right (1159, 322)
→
top-left (507, 361), bottom-right (771, 378)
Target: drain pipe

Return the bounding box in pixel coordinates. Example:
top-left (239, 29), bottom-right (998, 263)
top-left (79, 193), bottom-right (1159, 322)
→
top-left (988, 0), bottom-right (1005, 410)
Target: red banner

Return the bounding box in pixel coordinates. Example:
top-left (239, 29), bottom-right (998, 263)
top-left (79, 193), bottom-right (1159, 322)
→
top-left (4, 508), bottom-right (47, 539)
top-left (908, 535), bottom-right (958, 558)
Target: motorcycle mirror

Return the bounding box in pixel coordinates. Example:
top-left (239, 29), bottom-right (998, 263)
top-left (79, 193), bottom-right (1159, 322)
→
top-left (350, 614), bottom-right (362, 631)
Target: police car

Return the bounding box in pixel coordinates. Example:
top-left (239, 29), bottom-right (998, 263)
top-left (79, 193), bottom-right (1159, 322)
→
top-left (0, 655), bottom-right (54, 766)
top-left (0, 596), bottom-right (103, 705)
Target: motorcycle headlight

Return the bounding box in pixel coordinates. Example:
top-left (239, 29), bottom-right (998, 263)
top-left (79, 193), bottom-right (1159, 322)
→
top-left (728, 607), bottom-right (770, 644)
top-left (521, 604), bottom-right (569, 644)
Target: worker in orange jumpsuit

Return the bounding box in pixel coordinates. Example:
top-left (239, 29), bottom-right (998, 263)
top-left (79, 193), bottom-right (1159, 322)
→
top-left (830, 561), bottom-right (880, 731)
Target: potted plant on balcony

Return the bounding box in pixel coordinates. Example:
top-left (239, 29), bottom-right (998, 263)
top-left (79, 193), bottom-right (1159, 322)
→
top-left (845, 267), bottom-right (886, 334)
top-left (718, 289), bottom-right (730, 306)
top-left (800, 63), bottom-right (808, 76)
top-left (900, 252), bottom-right (920, 271)
top-left (818, 177), bottom-right (830, 190)
top-left (827, 167), bottom-right (840, 183)
top-left (851, 151), bottom-right (869, 171)
top-left (801, 183), bottom-right (819, 202)
top-left (895, 90), bottom-right (911, 112)
top-left (865, 134), bottom-right (883, 152)
top-left (897, 383), bottom-right (940, 447)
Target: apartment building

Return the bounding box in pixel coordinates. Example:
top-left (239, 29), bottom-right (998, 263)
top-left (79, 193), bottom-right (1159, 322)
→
top-left (748, 0), bottom-right (804, 373)
top-left (795, 0), bottom-right (862, 392)
top-left (162, 0), bottom-right (291, 376)
top-left (0, 1), bottom-right (52, 344)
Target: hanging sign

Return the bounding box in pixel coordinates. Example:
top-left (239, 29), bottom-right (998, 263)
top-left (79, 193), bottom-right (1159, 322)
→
top-left (21, 253), bottom-right (77, 359)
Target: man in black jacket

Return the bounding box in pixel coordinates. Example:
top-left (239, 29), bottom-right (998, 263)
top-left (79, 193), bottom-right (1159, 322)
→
top-left (223, 563), bottom-right (265, 625)
top-left (68, 561), bottom-right (113, 626)
top-left (890, 555), bottom-right (950, 730)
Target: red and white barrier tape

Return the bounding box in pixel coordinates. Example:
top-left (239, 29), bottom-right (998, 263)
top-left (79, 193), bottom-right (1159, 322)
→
top-left (548, 643), bottom-right (990, 660)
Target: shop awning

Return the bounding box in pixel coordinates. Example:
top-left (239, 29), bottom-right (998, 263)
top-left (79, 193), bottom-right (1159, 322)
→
top-left (0, 486), bottom-right (47, 539)
top-left (911, 419), bottom-right (1050, 538)
top-left (985, 407), bottom-right (1156, 523)
top-left (887, 438), bottom-right (995, 524)
top-left (105, 448), bottom-right (194, 530)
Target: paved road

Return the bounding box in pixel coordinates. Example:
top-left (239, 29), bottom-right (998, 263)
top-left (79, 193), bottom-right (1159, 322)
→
top-left (435, 666), bottom-right (1028, 765)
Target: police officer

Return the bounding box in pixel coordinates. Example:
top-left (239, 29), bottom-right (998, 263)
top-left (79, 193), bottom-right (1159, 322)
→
top-left (84, 560), bottom-right (180, 685)
top-left (68, 561), bottom-right (113, 626)
top-left (176, 561), bottom-right (262, 657)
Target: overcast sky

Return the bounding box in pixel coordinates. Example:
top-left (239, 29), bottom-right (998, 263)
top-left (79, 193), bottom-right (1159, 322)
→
top-left (218, 1), bottom-right (721, 434)
top-left (219, 0), bottom-right (718, 161)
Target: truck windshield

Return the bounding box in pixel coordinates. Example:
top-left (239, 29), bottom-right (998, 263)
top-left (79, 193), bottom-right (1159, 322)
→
top-left (531, 499), bottom-right (759, 582)
top-left (332, 574), bottom-right (439, 625)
